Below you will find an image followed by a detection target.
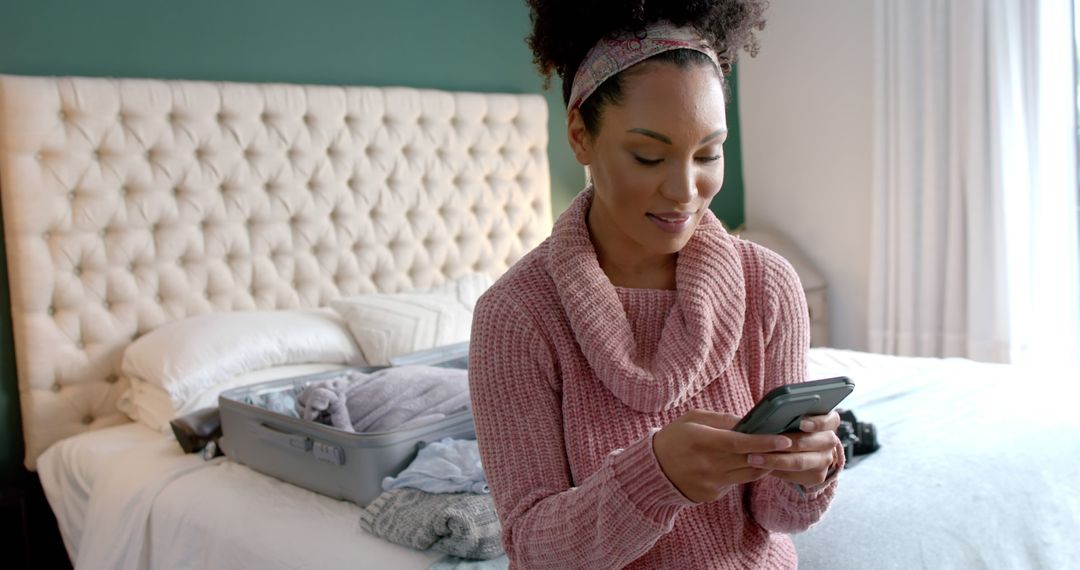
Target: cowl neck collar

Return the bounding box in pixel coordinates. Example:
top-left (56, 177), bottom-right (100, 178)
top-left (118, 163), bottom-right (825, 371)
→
top-left (546, 187), bottom-right (747, 412)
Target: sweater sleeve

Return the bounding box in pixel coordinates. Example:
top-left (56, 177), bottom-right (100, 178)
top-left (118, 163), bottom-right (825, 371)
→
top-left (469, 289), bottom-right (695, 569)
top-left (747, 250), bottom-right (843, 533)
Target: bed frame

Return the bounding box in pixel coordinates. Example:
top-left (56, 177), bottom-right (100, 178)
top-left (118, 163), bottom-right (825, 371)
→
top-left (0, 74), bottom-right (552, 468)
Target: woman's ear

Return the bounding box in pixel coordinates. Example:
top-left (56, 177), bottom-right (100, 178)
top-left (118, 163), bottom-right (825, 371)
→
top-left (566, 108), bottom-right (592, 166)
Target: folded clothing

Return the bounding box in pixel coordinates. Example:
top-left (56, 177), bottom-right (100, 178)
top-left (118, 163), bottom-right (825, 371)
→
top-left (383, 437), bottom-right (488, 495)
top-left (360, 489), bottom-right (504, 560)
top-left (428, 554), bottom-right (509, 569)
top-left (296, 366), bottom-right (470, 433)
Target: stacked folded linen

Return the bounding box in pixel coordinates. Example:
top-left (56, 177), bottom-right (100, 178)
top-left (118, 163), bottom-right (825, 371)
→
top-left (359, 488), bottom-right (503, 561)
top-left (362, 437), bottom-right (505, 565)
top-left (383, 438), bottom-right (489, 495)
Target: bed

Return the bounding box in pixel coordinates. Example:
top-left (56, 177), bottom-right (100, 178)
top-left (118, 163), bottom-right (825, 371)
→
top-left (2, 74), bottom-right (1078, 570)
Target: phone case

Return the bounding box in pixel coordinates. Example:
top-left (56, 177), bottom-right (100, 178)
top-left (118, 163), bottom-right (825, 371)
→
top-left (734, 376), bottom-right (855, 434)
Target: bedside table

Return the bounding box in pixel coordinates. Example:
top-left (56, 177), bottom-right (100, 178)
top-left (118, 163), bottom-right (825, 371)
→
top-left (736, 229), bottom-right (830, 347)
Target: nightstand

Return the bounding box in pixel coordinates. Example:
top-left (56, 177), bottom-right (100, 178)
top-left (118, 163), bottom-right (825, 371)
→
top-left (737, 229), bottom-right (830, 347)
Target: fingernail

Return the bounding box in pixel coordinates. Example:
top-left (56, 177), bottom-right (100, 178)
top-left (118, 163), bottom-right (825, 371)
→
top-left (748, 455), bottom-right (766, 466)
top-left (775, 437), bottom-right (792, 450)
top-left (800, 420), bottom-right (815, 432)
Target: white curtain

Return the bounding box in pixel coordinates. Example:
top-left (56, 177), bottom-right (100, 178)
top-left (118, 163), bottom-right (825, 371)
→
top-left (869, 0), bottom-right (1080, 367)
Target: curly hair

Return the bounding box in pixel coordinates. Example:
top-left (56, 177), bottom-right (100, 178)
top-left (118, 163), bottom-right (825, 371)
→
top-left (525, 0), bottom-right (768, 133)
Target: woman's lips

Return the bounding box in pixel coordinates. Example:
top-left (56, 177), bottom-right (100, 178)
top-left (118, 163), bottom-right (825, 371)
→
top-left (646, 212), bottom-right (692, 234)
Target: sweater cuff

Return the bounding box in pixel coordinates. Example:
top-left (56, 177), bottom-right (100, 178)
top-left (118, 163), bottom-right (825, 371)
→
top-left (611, 429), bottom-right (697, 522)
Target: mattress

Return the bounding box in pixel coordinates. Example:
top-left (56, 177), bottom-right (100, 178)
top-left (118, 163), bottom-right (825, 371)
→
top-left (39, 421), bottom-right (442, 570)
top-left (795, 349), bottom-right (1080, 569)
top-left (38, 349), bottom-right (1080, 569)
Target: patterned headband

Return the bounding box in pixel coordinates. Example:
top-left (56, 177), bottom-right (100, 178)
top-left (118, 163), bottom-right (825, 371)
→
top-left (568, 20), bottom-right (720, 110)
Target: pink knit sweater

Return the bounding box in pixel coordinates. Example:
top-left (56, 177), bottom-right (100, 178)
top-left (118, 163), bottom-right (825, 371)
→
top-left (469, 189), bottom-right (842, 569)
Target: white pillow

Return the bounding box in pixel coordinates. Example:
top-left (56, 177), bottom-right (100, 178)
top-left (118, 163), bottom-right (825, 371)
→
top-left (120, 308), bottom-right (364, 415)
top-left (331, 273), bottom-right (492, 366)
top-left (119, 363), bottom-right (349, 431)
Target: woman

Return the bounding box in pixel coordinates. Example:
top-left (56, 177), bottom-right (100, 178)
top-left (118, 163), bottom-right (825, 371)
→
top-left (468, 2), bottom-right (844, 568)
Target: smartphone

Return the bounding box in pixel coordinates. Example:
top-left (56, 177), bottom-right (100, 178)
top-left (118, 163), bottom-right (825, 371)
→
top-left (734, 377), bottom-right (855, 434)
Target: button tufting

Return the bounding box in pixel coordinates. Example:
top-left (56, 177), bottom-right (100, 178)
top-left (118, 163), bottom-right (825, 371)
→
top-left (73, 266), bottom-right (82, 277)
top-left (47, 306), bottom-right (55, 316)
top-left (106, 374), bottom-right (118, 384)
top-left (43, 231), bottom-right (51, 240)
top-left (51, 383), bottom-right (61, 393)
top-left (76, 340), bottom-right (85, 349)
top-left (82, 415), bottom-right (94, 425)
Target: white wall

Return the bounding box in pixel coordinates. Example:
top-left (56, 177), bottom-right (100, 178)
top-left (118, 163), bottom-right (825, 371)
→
top-left (739, 0), bottom-right (875, 351)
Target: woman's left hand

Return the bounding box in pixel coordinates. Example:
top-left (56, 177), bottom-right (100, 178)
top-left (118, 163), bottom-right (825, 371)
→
top-left (746, 411), bottom-right (841, 488)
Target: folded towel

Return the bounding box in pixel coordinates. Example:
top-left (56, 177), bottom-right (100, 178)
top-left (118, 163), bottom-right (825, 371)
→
top-left (359, 489), bottom-right (503, 560)
top-left (296, 366), bottom-right (470, 432)
top-left (383, 438), bottom-right (489, 495)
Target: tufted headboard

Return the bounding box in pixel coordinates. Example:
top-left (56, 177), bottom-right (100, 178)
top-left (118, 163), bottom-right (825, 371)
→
top-left (0, 74), bottom-right (551, 468)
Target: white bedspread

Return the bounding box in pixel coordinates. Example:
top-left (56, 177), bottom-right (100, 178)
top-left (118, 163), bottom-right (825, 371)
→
top-left (794, 349), bottom-right (1080, 569)
top-left (38, 424), bottom-right (442, 570)
top-left (38, 349), bottom-right (1080, 569)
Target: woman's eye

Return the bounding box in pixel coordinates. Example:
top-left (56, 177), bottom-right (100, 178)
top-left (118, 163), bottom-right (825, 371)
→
top-left (633, 155), bottom-right (663, 166)
top-left (696, 155), bottom-right (722, 163)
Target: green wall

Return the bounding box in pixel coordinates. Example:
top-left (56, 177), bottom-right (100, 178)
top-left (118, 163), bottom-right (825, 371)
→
top-left (0, 0), bottom-right (745, 478)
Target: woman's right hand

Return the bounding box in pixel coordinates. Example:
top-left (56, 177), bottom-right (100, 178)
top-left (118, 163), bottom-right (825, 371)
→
top-left (652, 409), bottom-right (793, 503)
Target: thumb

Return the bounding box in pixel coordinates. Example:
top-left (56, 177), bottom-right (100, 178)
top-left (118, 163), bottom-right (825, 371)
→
top-left (683, 409), bottom-right (741, 431)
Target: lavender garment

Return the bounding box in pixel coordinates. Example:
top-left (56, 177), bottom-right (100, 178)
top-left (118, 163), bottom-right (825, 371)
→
top-left (383, 437), bottom-right (489, 495)
top-left (296, 366), bottom-right (470, 433)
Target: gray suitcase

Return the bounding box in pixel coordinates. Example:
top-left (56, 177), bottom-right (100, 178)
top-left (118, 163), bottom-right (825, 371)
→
top-left (218, 343), bottom-right (475, 507)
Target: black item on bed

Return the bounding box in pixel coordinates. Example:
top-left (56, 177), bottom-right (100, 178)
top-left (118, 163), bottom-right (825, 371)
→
top-left (836, 408), bottom-right (880, 467)
top-left (170, 407), bottom-right (224, 458)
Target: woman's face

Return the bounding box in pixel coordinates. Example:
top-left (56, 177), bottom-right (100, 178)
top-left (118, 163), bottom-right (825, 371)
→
top-left (568, 61), bottom-right (728, 268)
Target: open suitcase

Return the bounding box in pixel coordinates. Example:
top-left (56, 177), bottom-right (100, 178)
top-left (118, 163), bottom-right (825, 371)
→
top-left (218, 342), bottom-right (475, 507)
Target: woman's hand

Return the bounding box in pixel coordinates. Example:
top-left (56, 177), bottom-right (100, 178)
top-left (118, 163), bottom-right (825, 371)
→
top-left (652, 409), bottom-right (793, 503)
top-left (747, 412), bottom-right (841, 488)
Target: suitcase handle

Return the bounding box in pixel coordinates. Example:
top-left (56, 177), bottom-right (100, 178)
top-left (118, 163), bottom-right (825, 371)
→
top-left (257, 423), bottom-right (345, 466)
top-left (257, 423), bottom-right (313, 452)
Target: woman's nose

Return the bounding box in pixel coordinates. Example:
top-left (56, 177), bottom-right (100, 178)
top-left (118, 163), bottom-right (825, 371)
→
top-left (660, 166), bottom-right (695, 204)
